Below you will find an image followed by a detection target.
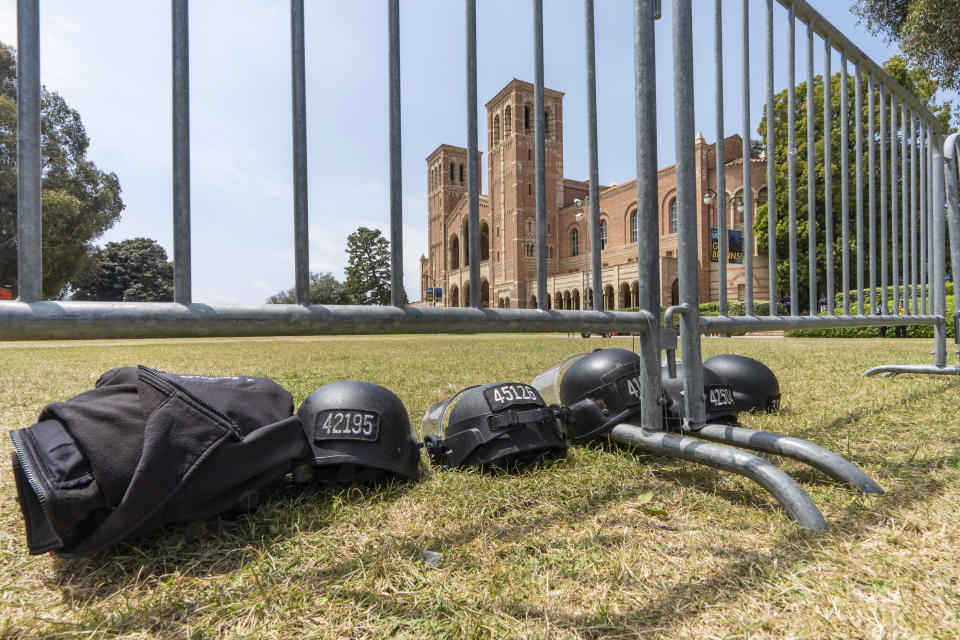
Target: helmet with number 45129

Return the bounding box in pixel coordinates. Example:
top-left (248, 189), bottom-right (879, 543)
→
top-left (421, 381), bottom-right (567, 470)
top-left (294, 380), bottom-right (421, 485)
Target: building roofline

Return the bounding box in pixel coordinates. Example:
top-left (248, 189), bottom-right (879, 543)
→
top-left (484, 78), bottom-right (564, 109)
top-left (425, 143), bottom-right (468, 162)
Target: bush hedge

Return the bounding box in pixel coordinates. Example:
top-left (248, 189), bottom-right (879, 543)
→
top-left (785, 295), bottom-right (956, 338)
top-left (834, 283), bottom-right (954, 310)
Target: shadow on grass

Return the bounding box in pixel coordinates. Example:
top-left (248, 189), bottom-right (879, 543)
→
top-left (495, 463), bottom-right (953, 638)
top-left (49, 477), bottom-right (416, 602)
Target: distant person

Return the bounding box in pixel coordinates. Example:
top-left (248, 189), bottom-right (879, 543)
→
top-left (895, 299), bottom-right (906, 338)
top-left (875, 304), bottom-right (887, 338)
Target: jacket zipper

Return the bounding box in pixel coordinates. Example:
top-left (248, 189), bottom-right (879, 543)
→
top-left (138, 366), bottom-right (242, 440)
top-left (9, 429), bottom-right (62, 546)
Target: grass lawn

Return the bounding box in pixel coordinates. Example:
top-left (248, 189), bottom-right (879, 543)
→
top-left (1, 334), bottom-right (959, 639)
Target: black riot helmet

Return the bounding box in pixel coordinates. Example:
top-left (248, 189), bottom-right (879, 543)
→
top-left (421, 382), bottom-right (567, 470)
top-left (703, 354), bottom-right (781, 413)
top-left (549, 348), bottom-right (646, 443)
top-left (294, 381), bottom-right (421, 485)
top-left (660, 363), bottom-right (739, 429)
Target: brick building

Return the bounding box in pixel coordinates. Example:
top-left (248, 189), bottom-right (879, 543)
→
top-left (419, 79), bottom-right (770, 309)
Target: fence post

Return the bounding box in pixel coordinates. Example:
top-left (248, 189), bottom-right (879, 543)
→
top-left (672, 0), bottom-right (705, 425)
top-left (634, 0), bottom-right (662, 430)
top-left (16, 0), bottom-right (42, 303)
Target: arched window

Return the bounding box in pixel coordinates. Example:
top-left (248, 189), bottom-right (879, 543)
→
top-left (493, 115), bottom-right (500, 145)
top-left (524, 105), bottom-right (531, 130)
top-left (570, 228), bottom-right (579, 257)
top-left (449, 235), bottom-right (460, 270)
top-left (599, 220), bottom-right (608, 250)
top-left (731, 191), bottom-right (745, 230)
top-left (450, 163), bottom-right (455, 180)
top-left (544, 108), bottom-right (550, 135)
top-left (630, 210), bottom-right (638, 243)
top-left (669, 198), bottom-right (678, 234)
top-left (479, 222), bottom-right (490, 261)
top-left (504, 105), bottom-right (512, 135)
top-left (459, 164), bottom-right (464, 183)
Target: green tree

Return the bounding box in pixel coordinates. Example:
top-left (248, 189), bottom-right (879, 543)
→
top-left (71, 238), bottom-right (173, 302)
top-left (754, 56), bottom-right (955, 310)
top-left (266, 271), bottom-right (348, 305)
top-left (0, 42), bottom-right (124, 299)
top-left (344, 226), bottom-right (397, 305)
top-left (854, 0), bottom-right (960, 95)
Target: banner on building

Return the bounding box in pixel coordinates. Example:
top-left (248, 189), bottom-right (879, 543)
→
top-left (710, 228), bottom-right (744, 264)
top-left (425, 288), bottom-right (434, 302)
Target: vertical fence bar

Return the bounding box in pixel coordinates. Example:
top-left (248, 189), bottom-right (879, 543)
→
top-left (673, 0), bottom-right (705, 425)
top-left (766, 0), bottom-right (777, 315)
top-left (855, 61), bottom-right (864, 315)
top-left (879, 84), bottom-right (887, 315)
top-left (742, 0), bottom-right (753, 315)
top-left (932, 132), bottom-right (946, 366)
top-left (714, 0), bottom-right (727, 316)
top-left (172, 0), bottom-right (192, 305)
top-left (911, 110), bottom-right (918, 314)
top-left (806, 22), bottom-right (816, 315)
top-left (388, 0), bottom-right (405, 307)
top-left (919, 119), bottom-right (927, 313)
top-left (868, 74), bottom-right (876, 314)
top-left (867, 73), bottom-right (877, 314)
top-left (16, 0), bottom-right (42, 302)
top-left (945, 136), bottom-right (960, 320)
top-left (890, 91), bottom-right (899, 317)
top-left (533, 0), bottom-right (547, 310)
top-left (466, 0), bottom-right (480, 308)
top-left (585, 0), bottom-right (602, 312)
top-left (291, 0), bottom-right (309, 305)
top-left (633, 0), bottom-right (662, 430)
top-left (902, 103), bottom-right (910, 314)
top-left (928, 125), bottom-right (935, 316)
top-left (787, 4), bottom-right (798, 316)
top-left (824, 37), bottom-right (834, 315)
top-left (840, 52), bottom-right (850, 315)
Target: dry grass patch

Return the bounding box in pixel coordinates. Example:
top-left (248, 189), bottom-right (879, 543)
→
top-left (0, 334), bottom-right (958, 638)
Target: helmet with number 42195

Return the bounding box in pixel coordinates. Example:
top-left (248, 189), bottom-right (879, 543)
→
top-left (293, 380), bottom-right (421, 485)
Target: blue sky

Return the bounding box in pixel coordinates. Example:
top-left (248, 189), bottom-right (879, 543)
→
top-left (1, 1), bottom-right (956, 304)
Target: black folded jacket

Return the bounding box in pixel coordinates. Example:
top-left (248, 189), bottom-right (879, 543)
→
top-left (9, 366), bottom-right (309, 557)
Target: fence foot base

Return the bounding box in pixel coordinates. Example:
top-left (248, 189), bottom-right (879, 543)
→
top-left (610, 421), bottom-right (826, 531)
top-left (686, 423), bottom-right (883, 494)
top-left (863, 364), bottom-right (960, 377)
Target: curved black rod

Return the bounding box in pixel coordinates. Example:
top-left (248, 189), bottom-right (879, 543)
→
top-left (688, 423), bottom-right (883, 495)
top-left (610, 422), bottom-right (826, 531)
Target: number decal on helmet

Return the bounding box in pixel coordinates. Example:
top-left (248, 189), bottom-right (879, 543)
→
top-left (707, 386), bottom-right (735, 410)
top-left (483, 384), bottom-right (543, 412)
top-left (615, 374), bottom-right (643, 406)
top-left (313, 410), bottom-right (381, 442)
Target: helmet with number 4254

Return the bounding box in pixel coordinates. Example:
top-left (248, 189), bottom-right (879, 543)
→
top-left (659, 363), bottom-right (739, 429)
top-left (294, 380), bottom-right (421, 485)
top-left (421, 381), bottom-right (567, 470)
top-left (703, 354), bottom-right (781, 414)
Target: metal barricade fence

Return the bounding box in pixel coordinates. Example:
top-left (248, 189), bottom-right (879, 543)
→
top-left (3, 0), bottom-right (956, 428)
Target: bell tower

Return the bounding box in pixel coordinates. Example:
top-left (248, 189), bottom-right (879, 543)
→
top-left (485, 79), bottom-right (564, 307)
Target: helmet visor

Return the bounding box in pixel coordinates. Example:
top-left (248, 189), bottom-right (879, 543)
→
top-left (419, 386), bottom-right (478, 438)
top-left (530, 353), bottom-right (587, 405)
